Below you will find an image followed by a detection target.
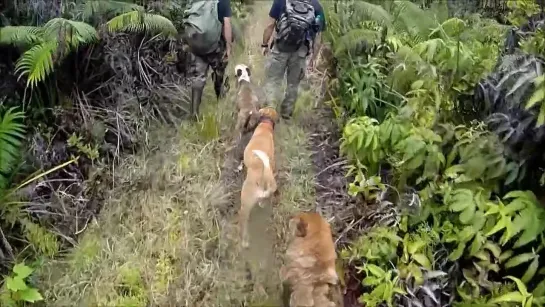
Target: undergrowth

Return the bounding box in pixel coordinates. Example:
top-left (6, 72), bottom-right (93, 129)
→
top-left (327, 1), bottom-right (545, 306)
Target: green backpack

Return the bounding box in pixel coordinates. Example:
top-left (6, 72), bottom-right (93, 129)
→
top-left (182, 0), bottom-right (222, 55)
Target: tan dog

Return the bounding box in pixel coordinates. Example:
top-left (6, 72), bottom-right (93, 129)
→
top-left (239, 107), bottom-right (279, 248)
top-left (281, 212), bottom-right (339, 307)
top-left (234, 64), bottom-right (261, 140)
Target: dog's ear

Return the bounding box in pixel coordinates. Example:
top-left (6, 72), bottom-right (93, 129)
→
top-left (289, 216), bottom-right (307, 237)
top-left (296, 218), bottom-right (308, 237)
top-left (236, 68), bottom-right (242, 78)
top-left (246, 67), bottom-right (251, 76)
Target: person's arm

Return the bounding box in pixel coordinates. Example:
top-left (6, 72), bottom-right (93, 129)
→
top-left (223, 17), bottom-right (233, 46)
top-left (262, 17), bottom-right (276, 47)
top-left (263, 0), bottom-right (281, 47)
top-left (220, 0), bottom-right (233, 57)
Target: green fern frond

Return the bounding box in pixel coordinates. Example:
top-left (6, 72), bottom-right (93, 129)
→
top-left (77, 0), bottom-right (143, 22)
top-left (106, 11), bottom-right (177, 37)
top-left (335, 28), bottom-right (381, 56)
top-left (43, 18), bottom-right (99, 49)
top-left (351, 2), bottom-right (393, 27)
top-left (392, 1), bottom-right (437, 39)
top-left (429, 18), bottom-right (467, 39)
top-left (0, 108), bottom-right (26, 190)
top-left (0, 26), bottom-right (43, 48)
top-left (15, 41), bottom-right (58, 88)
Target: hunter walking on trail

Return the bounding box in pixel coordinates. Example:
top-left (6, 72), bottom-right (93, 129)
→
top-left (183, 0), bottom-right (233, 118)
top-left (261, 0), bottom-right (326, 120)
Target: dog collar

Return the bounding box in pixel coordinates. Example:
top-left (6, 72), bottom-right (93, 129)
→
top-left (259, 115), bottom-right (275, 129)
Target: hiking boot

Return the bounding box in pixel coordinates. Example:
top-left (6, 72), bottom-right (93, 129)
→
top-left (190, 86), bottom-right (204, 120)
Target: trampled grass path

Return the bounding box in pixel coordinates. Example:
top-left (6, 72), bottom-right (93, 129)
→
top-left (37, 3), bottom-right (323, 306)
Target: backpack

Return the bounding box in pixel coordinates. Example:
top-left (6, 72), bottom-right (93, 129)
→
top-left (274, 0), bottom-right (316, 53)
top-left (182, 0), bottom-right (222, 55)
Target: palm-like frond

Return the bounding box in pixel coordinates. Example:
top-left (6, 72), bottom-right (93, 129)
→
top-left (11, 18), bottom-right (98, 87)
top-left (15, 41), bottom-right (58, 88)
top-left (77, 0), bottom-right (143, 22)
top-left (43, 18), bottom-right (99, 49)
top-left (106, 11), bottom-right (177, 38)
top-left (0, 108), bottom-right (26, 190)
top-left (0, 26), bottom-right (43, 48)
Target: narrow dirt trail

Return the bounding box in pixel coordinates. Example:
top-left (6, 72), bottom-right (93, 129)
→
top-left (37, 3), bottom-right (332, 306)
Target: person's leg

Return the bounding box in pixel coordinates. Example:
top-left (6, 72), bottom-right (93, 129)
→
top-left (189, 52), bottom-right (210, 118)
top-left (263, 46), bottom-right (289, 108)
top-left (211, 41), bottom-right (229, 100)
top-left (282, 45), bottom-right (308, 119)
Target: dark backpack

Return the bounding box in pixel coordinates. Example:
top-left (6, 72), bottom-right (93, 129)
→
top-left (274, 0), bottom-right (315, 53)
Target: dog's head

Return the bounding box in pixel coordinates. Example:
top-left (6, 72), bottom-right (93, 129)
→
top-left (234, 64), bottom-right (251, 83)
top-left (288, 212), bottom-right (330, 238)
top-left (258, 107), bottom-right (279, 123)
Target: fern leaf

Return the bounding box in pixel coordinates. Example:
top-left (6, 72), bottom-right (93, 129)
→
top-left (0, 108), bottom-right (25, 190)
top-left (351, 2), bottom-right (393, 27)
top-left (15, 41), bottom-right (58, 88)
top-left (43, 18), bottom-right (99, 49)
top-left (392, 1), bottom-right (437, 39)
top-left (0, 26), bottom-right (43, 48)
top-left (335, 28), bottom-right (381, 56)
top-left (106, 11), bottom-right (177, 37)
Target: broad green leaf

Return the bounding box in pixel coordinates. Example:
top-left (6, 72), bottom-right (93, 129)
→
top-left (412, 253), bottom-right (432, 270)
top-left (499, 250), bottom-right (514, 263)
top-left (524, 295), bottom-right (533, 307)
top-left (534, 279), bottom-right (545, 297)
top-left (12, 263), bottom-right (33, 279)
top-left (448, 241), bottom-right (466, 261)
top-left (504, 253), bottom-right (536, 269)
top-left (488, 292), bottom-right (524, 304)
top-left (526, 87), bottom-right (545, 109)
top-left (483, 241), bottom-right (501, 259)
top-left (6, 276), bottom-right (27, 292)
top-left (506, 276), bottom-right (529, 296)
top-left (459, 204), bottom-right (476, 224)
top-left (365, 264), bottom-right (386, 277)
top-left (469, 233), bottom-right (484, 256)
top-left (362, 276), bottom-right (382, 286)
top-left (486, 214), bottom-right (508, 237)
top-left (17, 288), bottom-right (43, 303)
top-left (514, 210), bottom-right (544, 248)
top-left (521, 257), bottom-right (539, 284)
top-left (472, 211), bottom-right (486, 231)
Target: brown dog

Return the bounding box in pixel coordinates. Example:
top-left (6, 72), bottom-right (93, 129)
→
top-left (281, 212), bottom-right (339, 307)
top-left (234, 64), bottom-right (261, 141)
top-left (239, 107), bottom-right (279, 248)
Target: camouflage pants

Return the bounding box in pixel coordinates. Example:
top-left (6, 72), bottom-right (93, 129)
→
top-left (263, 44), bottom-right (308, 117)
top-left (189, 41), bottom-right (229, 98)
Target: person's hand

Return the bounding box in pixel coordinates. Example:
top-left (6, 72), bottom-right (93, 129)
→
top-left (261, 45), bottom-right (269, 56)
top-left (224, 44), bottom-right (232, 62)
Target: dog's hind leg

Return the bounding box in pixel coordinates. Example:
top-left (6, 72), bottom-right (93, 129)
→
top-left (290, 283), bottom-right (314, 307)
top-left (239, 179), bottom-right (258, 248)
top-left (313, 284), bottom-right (335, 307)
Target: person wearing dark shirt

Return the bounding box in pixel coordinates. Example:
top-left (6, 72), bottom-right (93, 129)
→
top-left (261, 0), bottom-right (326, 119)
top-left (188, 0), bottom-right (233, 118)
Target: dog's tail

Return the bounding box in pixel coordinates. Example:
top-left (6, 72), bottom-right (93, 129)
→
top-left (252, 149), bottom-right (276, 198)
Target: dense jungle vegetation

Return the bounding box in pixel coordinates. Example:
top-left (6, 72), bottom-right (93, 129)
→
top-left (2, 0), bottom-right (545, 306)
top-left (0, 0), bottom-right (251, 304)
top-left (325, 0), bottom-right (545, 306)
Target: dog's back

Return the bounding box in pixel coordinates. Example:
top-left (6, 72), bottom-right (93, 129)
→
top-left (282, 212), bottom-right (339, 307)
